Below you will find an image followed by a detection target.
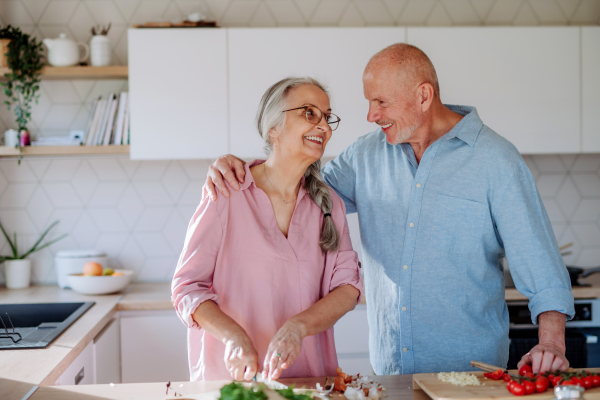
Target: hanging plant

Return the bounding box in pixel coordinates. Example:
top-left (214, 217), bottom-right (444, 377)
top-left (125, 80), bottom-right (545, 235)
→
top-left (0, 25), bottom-right (44, 135)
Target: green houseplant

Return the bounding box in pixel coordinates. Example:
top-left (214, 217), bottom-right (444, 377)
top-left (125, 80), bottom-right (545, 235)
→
top-left (0, 25), bottom-right (44, 147)
top-left (1, 219), bottom-right (67, 289)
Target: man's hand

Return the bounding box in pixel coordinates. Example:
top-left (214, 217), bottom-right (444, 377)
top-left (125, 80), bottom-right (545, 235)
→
top-left (517, 342), bottom-right (568, 373)
top-left (518, 311), bottom-right (568, 373)
top-left (202, 155), bottom-right (246, 201)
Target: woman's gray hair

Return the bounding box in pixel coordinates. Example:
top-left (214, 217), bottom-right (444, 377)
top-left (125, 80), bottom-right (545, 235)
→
top-left (256, 77), bottom-right (340, 253)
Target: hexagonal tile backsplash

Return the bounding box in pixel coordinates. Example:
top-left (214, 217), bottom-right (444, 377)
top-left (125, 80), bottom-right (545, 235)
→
top-left (0, 0), bottom-right (599, 284)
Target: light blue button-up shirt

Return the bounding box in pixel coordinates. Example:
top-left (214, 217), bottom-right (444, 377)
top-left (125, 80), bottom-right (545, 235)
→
top-left (322, 105), bottom-right (575, 375)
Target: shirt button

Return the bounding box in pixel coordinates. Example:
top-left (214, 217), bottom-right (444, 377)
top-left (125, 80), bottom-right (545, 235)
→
top-left (403, 265), bottom-right (408, 270)
top-left (416, 183), bottom-right (421, 188)
top-left (409, 223), bottom-right (414, 227)
top-left (402, 307), bottom-right (407, 311)
top-left (403, 347), bottom-right (408, 352)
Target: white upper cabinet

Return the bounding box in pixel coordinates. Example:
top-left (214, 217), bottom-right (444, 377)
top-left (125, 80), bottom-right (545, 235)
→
top-left (228, 28), bottom-right (405, 158)
top-left (128, 29), bottom-right (228, 160)
top-left (407, 27), bottom-right (580, 154)
top-left (583, 27), bottom-right (600, 153)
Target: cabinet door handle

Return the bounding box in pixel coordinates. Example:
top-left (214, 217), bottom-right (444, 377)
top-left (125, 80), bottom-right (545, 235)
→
top-left (75, 367), bottom-right (85, 385)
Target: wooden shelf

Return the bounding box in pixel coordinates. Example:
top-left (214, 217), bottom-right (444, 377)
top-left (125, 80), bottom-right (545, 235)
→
top-left (0, 66), bottom-right (128, 80)
top-left (0, 145), bottom-right (130, 156)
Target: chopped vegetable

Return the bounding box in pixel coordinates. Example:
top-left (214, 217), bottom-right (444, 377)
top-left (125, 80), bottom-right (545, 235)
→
top-left (218, 382), bottom-right (311, 400)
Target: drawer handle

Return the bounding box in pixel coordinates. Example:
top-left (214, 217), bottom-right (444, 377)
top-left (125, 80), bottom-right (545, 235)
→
top-left (75, 367), bottom-right (84, 385)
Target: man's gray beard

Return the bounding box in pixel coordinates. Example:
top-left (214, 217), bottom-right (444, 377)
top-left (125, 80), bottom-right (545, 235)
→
top-left (387, 117), bottom-right (422, 145)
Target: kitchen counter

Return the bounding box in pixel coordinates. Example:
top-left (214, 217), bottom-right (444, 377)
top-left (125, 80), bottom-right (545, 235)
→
top-left (25, 375), bottom-right (426, 400)
top-left (2, 280), bottom-right (600, 400)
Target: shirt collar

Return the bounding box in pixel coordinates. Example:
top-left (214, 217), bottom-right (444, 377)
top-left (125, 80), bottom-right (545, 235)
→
top-left (379, 104), bottom-right (483, 148)
top-left (241, 159), bottom-right (308, 201)
top-left (441, 104), bottom-right (483, 148)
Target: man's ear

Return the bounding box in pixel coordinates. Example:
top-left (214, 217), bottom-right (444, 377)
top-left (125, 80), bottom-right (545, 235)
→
top-left (418, 83), bottom-right (435, 112)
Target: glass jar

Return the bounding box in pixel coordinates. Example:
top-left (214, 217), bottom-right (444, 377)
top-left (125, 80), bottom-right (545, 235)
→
top-left (554, 385), bottom-right (585, 400)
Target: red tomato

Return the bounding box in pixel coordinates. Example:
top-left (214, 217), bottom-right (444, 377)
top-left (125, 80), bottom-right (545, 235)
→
top-left (504, 374), bottom-right (513, 382)
top-left (491, 369), bottom-right (505, 380)
top-left (535, 378), bottom-right (549, 393)
top-left (551, 376), bottom-right (562, 387)
top-left (592, 375), bottom-right (600, 388)
top-left (582, 376), bottom-right (593, 390)
top-left (524, 380), bottom-right (535, 395)
top-left (562, 380), bottom-right (575, 386)
top-left (511, 382), bottom-right (525, 396)
top-left (519, 365), bottom-right (533, 377)
top-left (484, 372), bottom-right (491, 378)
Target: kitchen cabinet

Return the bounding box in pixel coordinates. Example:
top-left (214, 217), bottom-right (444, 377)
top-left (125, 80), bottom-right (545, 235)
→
top-left (93, 318), bottom-right (121, 384)
top-left (128, 29), bottom-right (228, 160)
top-left (228, 27), bottom-right (405, 158)
top-left (582, 27), bottom-right (600, 153)
top-left (119, 310), bottom-right (189, 383)
top-left (334, 304), bottom-right (371, 375)
top-left (407, 27), bottom-right (580, 154)
top-left (56, 341), bottom-right (95, 385)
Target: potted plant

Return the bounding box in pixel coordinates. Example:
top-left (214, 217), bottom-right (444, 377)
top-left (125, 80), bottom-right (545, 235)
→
top-left (1, 220), bottom-right (67, 289)
top-left (0, 25), bottom-right (44, 148)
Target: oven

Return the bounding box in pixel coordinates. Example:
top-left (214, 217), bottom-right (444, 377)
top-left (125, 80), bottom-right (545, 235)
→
top-left (507, 299), bottom-right (600, 369)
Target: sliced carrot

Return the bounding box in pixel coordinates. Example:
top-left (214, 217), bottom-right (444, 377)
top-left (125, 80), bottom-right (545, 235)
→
top-left (334, 376), bottom-right (347, 391)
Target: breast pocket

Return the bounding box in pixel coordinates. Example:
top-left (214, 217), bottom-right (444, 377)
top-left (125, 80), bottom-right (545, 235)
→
top-left (429, 194), bottom-right (487, 254)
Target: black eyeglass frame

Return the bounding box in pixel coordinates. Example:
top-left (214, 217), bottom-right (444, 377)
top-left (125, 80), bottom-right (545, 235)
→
top-left (282, 106), bottom-right (341, 131)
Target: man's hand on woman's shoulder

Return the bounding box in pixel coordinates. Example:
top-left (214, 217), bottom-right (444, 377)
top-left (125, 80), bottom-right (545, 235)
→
top-left (203, 155), bottom-right (247, 201)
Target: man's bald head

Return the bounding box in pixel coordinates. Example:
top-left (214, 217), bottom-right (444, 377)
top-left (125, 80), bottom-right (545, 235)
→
top-left (365, 43), bottom-right (440, 99)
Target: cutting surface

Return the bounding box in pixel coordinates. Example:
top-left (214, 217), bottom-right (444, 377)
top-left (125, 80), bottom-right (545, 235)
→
top-left (413, 370), bottom-right (600, 400)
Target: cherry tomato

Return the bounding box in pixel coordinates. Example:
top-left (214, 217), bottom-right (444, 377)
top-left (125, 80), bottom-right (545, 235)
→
top-left (582, 376), bottom-right (593, 390)
top-left (551, 376), bottom-right (562, 387)
top-left (562, 379), bottom-right (575, 386)
top-left (504, 374), bottom-right (513, 382)
top-left (571, 377), bottom-right (582, 386)
top-left (491, 369), bottom-right (505, 380)
top-left (519, 365), bottom-right (533, 377)
top-left (511, 382), bottom-right (525, 396)
top-left (484, 372), bottom-right (491, 378)
top-left (524, 380), bottom-right (535, 395)
top-left (535, 377), bottom-right (549, 393)
top-left (592, 375), bottom-right (600, 388)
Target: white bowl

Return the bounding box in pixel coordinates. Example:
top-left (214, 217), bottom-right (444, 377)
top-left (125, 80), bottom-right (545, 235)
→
top-left (66, 269), bottom-right (133, 295)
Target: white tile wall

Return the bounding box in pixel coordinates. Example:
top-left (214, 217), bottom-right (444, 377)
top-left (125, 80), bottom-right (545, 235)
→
top-left (0, 0), bottom-right (599, 284)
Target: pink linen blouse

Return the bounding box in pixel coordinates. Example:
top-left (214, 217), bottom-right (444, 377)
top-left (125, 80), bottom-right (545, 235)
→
top-left (171, 159), bottom-right (363, 381)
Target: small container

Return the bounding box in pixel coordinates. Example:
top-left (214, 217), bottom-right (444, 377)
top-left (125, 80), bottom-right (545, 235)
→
top-left (554, 385), bottom-right (585, 400)
top-left (90, 35), bottom-right (111, 66)
top-left (55, 249), bottom-right (108, 289)
top-left (19, 130), bottom-right (30, 146)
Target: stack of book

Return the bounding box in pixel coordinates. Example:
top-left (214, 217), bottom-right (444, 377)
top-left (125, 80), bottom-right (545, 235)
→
top-left (84, 92), bottom-right (130, 146)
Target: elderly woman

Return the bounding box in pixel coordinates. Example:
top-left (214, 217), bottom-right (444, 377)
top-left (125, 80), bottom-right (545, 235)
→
top-left (172, 77), bottom-right (362, 382)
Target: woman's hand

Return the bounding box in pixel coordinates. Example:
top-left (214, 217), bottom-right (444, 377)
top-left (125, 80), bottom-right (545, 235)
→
top-left (263, 320), bottom-right (306, 380)
top-left (223, 331), bottom-right (259, 381)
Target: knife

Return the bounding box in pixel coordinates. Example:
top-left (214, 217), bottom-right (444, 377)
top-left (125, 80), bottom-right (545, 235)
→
top-left (470, 361), bottom-right (520, 379)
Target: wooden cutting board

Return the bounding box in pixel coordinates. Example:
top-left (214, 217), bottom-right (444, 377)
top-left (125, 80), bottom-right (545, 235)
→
top-left (413, 371), bottom-right (600, 400)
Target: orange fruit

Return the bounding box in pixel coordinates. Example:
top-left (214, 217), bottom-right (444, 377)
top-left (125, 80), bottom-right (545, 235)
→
top-left (83, 261), bottom-right (103, 276)
top-left (112, 272), bottom-right (124, 276)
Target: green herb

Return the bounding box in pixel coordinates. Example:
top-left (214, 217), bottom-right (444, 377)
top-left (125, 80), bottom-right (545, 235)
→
top-left (218, 382), bottom-right (312, 400)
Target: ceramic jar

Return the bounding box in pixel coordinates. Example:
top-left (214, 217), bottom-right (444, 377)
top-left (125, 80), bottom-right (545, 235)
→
top-left (90, 35), bottom-right (111, 66)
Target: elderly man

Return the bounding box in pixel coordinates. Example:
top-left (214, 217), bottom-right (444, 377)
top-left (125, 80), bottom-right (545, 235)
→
top-left (203, 43), bottom-right (575, 375)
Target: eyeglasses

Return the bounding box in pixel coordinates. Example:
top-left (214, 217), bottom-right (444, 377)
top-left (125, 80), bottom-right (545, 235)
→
top-left (283, 106), bottom-right (341, 131)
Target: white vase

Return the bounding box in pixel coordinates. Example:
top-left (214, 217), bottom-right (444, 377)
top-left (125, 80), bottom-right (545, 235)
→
top-left (90, 35), bottom-right (111, 67)
top-left (4, 259), bottom-right (32, 289)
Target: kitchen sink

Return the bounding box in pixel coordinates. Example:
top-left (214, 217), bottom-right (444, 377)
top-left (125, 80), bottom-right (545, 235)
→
top-left (0, 302), bottom-right (95, 350)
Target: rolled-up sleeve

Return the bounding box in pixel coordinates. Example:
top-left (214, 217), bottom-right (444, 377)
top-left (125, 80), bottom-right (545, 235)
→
top-left (171, 198), bottom-right (223, 329)
top-left (329, 201), bottom-right (363, 303)
top-left (492, 160), bottom-right (575, 324)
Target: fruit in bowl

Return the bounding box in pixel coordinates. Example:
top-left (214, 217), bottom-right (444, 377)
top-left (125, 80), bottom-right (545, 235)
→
top-left (83, 261), bottom-right (104, 276)
top-left (67, 269), bottom-right (133, 295)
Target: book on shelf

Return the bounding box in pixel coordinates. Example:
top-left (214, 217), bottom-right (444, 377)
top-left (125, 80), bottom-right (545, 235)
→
top-left (82, 91), bottom-right (130, 146)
